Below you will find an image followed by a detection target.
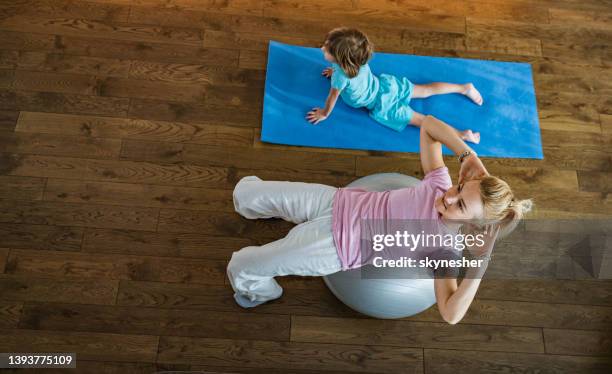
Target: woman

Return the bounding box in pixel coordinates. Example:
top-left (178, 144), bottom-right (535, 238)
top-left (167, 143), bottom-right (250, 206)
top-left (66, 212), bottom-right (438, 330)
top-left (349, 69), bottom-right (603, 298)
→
top-left (227, 115), bottom-right (532, 324)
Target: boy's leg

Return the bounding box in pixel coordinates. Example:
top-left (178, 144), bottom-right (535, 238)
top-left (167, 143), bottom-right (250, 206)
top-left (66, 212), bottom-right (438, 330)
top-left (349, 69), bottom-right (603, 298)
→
top-left (408, 111), bottom-right (480, 144)
top-left (412, 82), bottom-right (483, 105)
top-left (227, 216), bottom-right (342, 307)
top-left (233, 176), bottom-right (337, 224)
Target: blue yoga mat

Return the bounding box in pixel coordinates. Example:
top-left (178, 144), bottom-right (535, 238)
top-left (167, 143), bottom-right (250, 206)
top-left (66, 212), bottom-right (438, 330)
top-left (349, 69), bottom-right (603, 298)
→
top-left (261, 41), bottom-right (543, 159)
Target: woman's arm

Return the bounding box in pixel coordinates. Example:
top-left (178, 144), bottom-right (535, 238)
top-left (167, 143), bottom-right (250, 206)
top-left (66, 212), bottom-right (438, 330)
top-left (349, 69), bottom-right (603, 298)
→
top-left (419, 115), bottom-right (488, 181)
top-left (435, 225), bottom-right (499, 324)
top-left (306, 88), bottom-right (341, 124)
top-left (434, 266), bottom-right (487, 324)
top-left (419, 115), bottom-right (473, 174)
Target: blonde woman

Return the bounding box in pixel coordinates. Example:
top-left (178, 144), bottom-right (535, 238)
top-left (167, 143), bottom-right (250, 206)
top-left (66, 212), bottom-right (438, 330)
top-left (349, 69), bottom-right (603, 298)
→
top-left (228, 115), bottom-right (531, 324)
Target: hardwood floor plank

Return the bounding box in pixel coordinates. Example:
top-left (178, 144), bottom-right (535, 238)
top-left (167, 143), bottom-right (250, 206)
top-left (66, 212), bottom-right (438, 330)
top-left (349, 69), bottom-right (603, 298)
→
top-left (53, 34), bottom-right (239, 66)
top-left (0, 175), bottom-right (45, 200)
top-left (0, 300), bottom-right (22, 328)
top-left (0, 131), bottom-right (122, 159)
top-left (413, 299), bottom-right (612, 330)
top-left (233, 168), bottom-right (356, 187)
top-left (0, 248), bottom-right (8, 273)
top-left (291, 315), bottom-right (544, 353)
top-left (120, 140), bottom-right (355, 174)
top-left (44, 179), bottom-right (234, 211)
top-left (0, 16), bottom-right (203, 47)
top-left (93, 0), bottom-right (264, 16)
top-left (19, 302), bottom-right (289, 341)
top-left (203, 29), bottom-right (320, 52)
top-left (15, 51), bottom-right (132, 77)
top-left (262, 0), bottom-right (465, 34)
top-left (0, 68), bottom-right (14, 88)
top-left (0, 223), bottom-right (83, 252)
top-left (1, 0), bottom-right (131, 23)
top-left (157, 208), bottom-right (293, 238)
top-left (0, 89), bottom-right (130, 116)
top-left (117, 280), bottom-right (359, 317)
top-left (601, 113), bottom-right (611, 133)
top-left (477, 279), bottom-right (612, 306)
top-left (128, 97), bottom-right (260, 127)
top-left (0, 110), bottom-right (18, 131)
top-left (466, 33), bottom-right (542, 56)
top-left (6, 248), bottom-right (226, 284)
top-left (577, 170), bottom-right (611, 194)
top-left (129, 60), bottom-right (265, 86)
top-left (0, 328), bottom-right (158, 363)
top-left (548, 7), bottom-right (612, 31)
top-left (0, 274), bottom-right (118, 305)
top-left (82, 228), bottom-right (255, 259)
top-left (0, 199), bottom-right (159, 230)
top-left (0, 361), bottom-right (167, 374)
top-left (157, 335), bottom-right (424, 373)
top-left (1, 153), bottom-right (235, 188)
top-left (544, 329), bottom-right (612, 356)
top-left (424, 348), bottom-right (612, 374)
top-left (16, 111), bottom-right (254, 146)
top-left (13, 70), bottom-right (101, 96)
top-left (239, 49), bottom-right (267, 70)
top-left (359, 0), bottom-right (556, 24)
top-left (0, 30), bottom-right (56, 51)
top-left (184, 144), bottom-right (355, 174)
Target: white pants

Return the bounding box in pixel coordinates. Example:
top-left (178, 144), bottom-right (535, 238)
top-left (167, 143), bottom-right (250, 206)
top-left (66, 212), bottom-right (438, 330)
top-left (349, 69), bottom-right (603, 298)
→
top-left (227, 176), bottom-right (343, 305)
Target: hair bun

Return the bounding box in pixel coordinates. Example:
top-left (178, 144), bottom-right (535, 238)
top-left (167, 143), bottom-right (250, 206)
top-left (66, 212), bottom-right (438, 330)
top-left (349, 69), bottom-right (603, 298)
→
top-left (518, 199), bottom-right (533, 213)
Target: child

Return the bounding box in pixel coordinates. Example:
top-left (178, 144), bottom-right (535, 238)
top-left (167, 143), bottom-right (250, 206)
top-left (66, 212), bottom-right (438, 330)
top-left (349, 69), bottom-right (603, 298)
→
top-left (306, 27), bottom-right (482, 144)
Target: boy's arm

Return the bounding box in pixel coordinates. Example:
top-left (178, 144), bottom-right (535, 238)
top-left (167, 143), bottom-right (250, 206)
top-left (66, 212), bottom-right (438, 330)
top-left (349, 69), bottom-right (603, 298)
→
top-left (323, 87), bottom-right (341, 116)
top-left (307, 87), bottom-right (341, 124)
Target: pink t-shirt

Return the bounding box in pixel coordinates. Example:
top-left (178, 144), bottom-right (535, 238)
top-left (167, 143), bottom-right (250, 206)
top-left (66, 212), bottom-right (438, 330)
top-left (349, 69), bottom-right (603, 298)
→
top-left (332, 167), bottom-right (453, 270)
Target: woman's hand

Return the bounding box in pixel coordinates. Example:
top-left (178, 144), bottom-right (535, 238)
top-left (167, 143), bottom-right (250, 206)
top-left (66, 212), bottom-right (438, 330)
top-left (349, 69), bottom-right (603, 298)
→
top-left (467, 224), bottom-right (500, 258)
top-left (322, 67), bottom-right (333, 78)
top-left (306, 108), bottom-right (328, 125)
top-left (459, 153), bottom-right (488, 184)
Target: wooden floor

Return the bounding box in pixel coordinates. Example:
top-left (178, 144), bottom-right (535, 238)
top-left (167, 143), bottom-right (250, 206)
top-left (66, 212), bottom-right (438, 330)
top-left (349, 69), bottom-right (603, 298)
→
top-left (0, 0), bottom-right (611, 373)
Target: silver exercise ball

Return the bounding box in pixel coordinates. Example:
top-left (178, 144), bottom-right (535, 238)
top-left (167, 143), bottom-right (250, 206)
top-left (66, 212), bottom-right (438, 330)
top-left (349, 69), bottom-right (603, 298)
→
top-left (323, 173), bottom-right (436, 319)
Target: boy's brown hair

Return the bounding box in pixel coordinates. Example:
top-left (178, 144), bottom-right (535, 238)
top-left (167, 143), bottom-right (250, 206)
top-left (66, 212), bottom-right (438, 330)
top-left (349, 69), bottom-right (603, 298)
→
top-left (324, 27), bottom-right (373, 78)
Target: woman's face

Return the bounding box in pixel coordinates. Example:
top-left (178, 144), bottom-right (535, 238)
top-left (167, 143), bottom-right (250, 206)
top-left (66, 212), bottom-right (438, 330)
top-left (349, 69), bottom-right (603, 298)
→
top-left (321, 42), bottom-right (336, 63)
top-left (435, 180), bottom-right (485, 221)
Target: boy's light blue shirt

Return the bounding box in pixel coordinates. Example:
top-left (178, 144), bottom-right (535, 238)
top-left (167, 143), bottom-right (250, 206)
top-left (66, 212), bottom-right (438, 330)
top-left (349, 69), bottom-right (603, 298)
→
top-left (331, 63), bottom-right (379, 109)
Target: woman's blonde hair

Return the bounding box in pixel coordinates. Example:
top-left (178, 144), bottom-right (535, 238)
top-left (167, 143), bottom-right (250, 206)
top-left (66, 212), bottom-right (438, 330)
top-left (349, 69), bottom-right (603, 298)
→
top-left (479, 175), bottom-right (533, 237)
top-left (324, 27), bottom-right (373, 78)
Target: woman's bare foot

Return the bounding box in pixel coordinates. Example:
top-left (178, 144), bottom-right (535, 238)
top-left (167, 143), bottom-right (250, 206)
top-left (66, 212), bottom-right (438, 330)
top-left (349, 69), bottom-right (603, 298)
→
top-left (461, 130), bottom-right (480, 144)
top-left (463, 83), bottom-right (483, 106)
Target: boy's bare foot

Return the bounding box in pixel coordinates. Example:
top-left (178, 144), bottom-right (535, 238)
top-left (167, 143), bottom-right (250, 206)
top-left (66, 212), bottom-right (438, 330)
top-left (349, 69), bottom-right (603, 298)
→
top-left (463, 83), bottom-right (483, 106)
top-left (461, 130), bottom-right (480, 144)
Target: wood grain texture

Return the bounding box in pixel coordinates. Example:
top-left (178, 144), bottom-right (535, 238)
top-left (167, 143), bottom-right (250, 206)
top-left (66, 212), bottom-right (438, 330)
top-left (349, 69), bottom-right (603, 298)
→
top-left (0, 328), bottom-right (159, 363)
top-left (0, 175), bottom-right (45, 200)
top-left (0, 0), bottom-right (610, 371)
top-left (291, 315), bottom-right (544, 353)
top-left (6, 248), bottom-right (226, 285)
top-left (0, 248), bottom-right (8, 273)
top-left (0, 274), bottom-right (118, 305)
top-left (0, 199), bottom-right (159, 230)
top-left (425, 348), bottom-right (612, 374)
top-left (19, 302), bottom-right (290, 341)
top-left (83, 228), bottom-right (256, 259)
top-left (0, 223), bottom-right (83, 251)
top-left (544, 329), bottom-right (612, 356)
top-left (157, 335), bottom-right (424, 373)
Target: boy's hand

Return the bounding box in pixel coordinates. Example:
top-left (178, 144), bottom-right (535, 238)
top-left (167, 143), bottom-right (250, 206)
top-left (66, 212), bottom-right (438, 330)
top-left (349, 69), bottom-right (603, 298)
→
top-left (322, 67), bottom-right (333, 78)
top-left (306, 108), bottom-right (328, 125)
